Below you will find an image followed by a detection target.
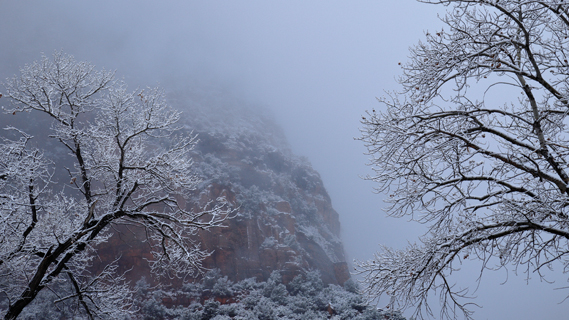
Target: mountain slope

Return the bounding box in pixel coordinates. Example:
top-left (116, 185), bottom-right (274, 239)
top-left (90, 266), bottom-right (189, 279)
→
top-left (176, 87), bottom-right (350, 285)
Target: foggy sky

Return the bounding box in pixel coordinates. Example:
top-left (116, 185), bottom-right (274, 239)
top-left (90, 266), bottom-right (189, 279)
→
top-left (0, 1), bottom-right (567, 319)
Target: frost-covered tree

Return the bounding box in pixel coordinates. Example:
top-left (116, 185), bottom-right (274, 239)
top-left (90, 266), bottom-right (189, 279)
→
top-left (0, 52), bottom-right (227, 319)
top-left (357, 1), bottom-right (569, 319)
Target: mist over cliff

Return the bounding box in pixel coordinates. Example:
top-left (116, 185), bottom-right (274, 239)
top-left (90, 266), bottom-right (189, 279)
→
top-left (90, 84), bottom-right (351, 287)
top-left (179, 86), bottom-right (350, 285)
top-left (0, 78), bottom-right (397, 319)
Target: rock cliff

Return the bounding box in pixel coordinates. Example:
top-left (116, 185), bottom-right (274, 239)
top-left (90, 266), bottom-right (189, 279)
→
top-left (177, 88), bottom-right (350, 285)
top-left (92, 87), bottom-right (350, 286)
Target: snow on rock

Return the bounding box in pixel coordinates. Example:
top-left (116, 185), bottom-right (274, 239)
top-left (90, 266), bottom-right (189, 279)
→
top-left (178, 87), bottom-right (350, 285)
top-left (94, 86), bottom-right (350, 286)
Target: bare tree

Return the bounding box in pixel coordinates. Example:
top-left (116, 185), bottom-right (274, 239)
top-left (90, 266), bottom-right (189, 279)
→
top-left (357, 0), bottom-right (569, 319)
top-left (0, 52), bottom-right (228, 319)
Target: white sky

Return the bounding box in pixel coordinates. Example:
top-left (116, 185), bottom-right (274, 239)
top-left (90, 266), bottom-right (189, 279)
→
top-left (0, 1), bottom-right (567, 318)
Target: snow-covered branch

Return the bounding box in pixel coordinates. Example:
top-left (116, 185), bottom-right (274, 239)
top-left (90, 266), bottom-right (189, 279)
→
top-left (0, 52), bottom-right (229, 319)
top-left (358, 1), bottom-right (569, 319)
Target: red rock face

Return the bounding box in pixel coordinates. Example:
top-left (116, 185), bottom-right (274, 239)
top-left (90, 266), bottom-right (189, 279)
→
top-left (192, 181), bottom-right (349, 286)
top-left (178, 119), bottom-right (352, 285)
top-left (96, 99), bottom-right (350, 287)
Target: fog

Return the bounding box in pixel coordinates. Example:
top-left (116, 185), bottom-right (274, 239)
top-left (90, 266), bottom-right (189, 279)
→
top-left (0, 1), bottom-right (567, 319)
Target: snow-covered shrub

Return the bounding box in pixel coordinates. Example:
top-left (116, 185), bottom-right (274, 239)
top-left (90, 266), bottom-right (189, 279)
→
top-left (212, 277), bottom-right (234, 298)
top-left (126, 269), bottom-right (407, 320)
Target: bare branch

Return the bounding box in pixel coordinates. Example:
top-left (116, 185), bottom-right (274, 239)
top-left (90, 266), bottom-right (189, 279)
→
top-left (358, 1), bottom-right (569, 319)
top-left (0, 52), bottom-right (228, 319)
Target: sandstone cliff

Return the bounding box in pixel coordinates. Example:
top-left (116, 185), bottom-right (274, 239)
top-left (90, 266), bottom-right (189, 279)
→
top-left (94, 88), bottom-right (350, 286)
top-left (179, 89), bottom-right (350, 285)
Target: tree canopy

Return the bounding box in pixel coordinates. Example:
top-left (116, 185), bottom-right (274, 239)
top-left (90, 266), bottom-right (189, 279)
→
top-left (357, 1), bottom-right (569, 319)
top-left (0, 52), bottom-right (227, 319)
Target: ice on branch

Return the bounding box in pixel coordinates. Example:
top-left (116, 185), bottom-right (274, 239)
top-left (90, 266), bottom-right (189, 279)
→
top-left (357, 1), bottom-right (569, 319)
top-left (0, 52), bottom-right (229, 319)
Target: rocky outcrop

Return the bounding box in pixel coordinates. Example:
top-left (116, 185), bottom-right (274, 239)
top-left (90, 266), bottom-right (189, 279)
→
top-left (183, 91), bottom-right (349, 285)
top-left (99, 89), bottom-right (350, 286)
